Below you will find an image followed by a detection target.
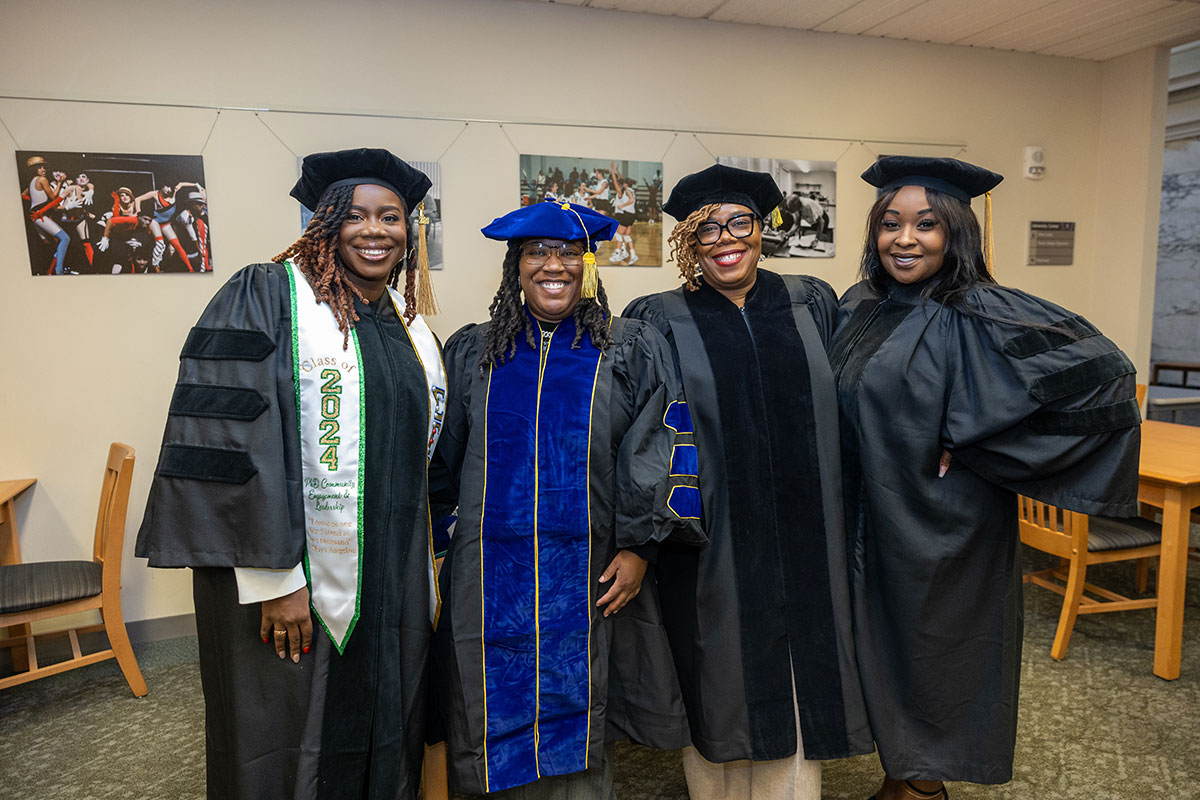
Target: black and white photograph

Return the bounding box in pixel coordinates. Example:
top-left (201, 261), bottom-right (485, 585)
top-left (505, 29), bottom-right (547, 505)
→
top-left (718, 156), bottom-right (836, 258)
top-left (520, 153), bottom-right (663, 267)
top-left (16, 150), bottom-right (212, 276)
top-left (298, 159), bottom-right (444, 270)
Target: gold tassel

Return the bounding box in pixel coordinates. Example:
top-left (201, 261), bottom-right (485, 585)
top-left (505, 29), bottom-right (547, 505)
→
top-left (770, 205), bottom-right (783, 228)
top-left (415, 202), bottom-right (439, 316)
top-left (983, 190), bottom-right (995, 276)
top-left (581, 251), bottom-right (598, 299)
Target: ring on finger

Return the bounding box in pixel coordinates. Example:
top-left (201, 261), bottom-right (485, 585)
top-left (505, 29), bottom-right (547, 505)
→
top-left (274, 629), bottom-right (286, 636)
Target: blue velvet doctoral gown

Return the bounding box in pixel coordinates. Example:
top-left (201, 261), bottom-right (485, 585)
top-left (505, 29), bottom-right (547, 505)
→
top-left (429, 312), bottom-right (701, 795)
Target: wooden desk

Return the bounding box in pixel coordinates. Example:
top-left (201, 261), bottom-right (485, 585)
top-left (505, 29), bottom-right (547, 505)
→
top-left (1137, 421), bottom-right (1200, 680)
top-left (0, 478), bottom-right (36, 566)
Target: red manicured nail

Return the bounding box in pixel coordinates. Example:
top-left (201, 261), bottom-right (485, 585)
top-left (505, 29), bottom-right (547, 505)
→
top-left (303, 645), bottom-right (311, 654)
top-left (262, 636), bottom-right (269, 643)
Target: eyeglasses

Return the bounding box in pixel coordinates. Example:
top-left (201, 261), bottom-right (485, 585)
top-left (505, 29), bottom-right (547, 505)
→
top-left (521, 242), bottom-right (586, 267)
top-left (694, 214), bottom-right (759, 245)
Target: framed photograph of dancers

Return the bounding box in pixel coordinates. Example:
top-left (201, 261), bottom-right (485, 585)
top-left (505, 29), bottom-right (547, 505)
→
top-left (718, 156), bottom-right (836, 258)
top-left (16, 150), bottom-right (212, 276)
top-left (519, 153), bottom-right (663, 267)
top-left (298, 159), bottom-right (445, 270)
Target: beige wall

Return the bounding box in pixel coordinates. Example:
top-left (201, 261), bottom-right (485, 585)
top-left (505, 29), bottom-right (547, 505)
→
top-left (0, 0), bottom-right (1166, 625)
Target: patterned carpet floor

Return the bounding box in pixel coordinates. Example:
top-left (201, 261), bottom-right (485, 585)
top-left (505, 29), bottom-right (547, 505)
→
top-left (2, 555), bottom-right (1197, 799)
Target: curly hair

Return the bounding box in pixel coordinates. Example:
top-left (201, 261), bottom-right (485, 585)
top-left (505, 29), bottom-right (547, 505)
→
top-left (859, 186), bottom-right (996, 310)
top-left (666, 203), bottom-right (722, 291)
top-left (274, 183), bottom-right (416, 347)
top-left (479, 240), bottom-right (612, 370)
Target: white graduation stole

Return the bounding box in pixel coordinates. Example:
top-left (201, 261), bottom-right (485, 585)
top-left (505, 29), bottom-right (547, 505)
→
top-left (286, 261), bottom-right (446, 653)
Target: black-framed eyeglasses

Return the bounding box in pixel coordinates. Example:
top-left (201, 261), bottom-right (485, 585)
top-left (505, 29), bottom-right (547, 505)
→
top-left (520, 242), bottom-right (586, 267)
top-left (694, 214), bottom-right (759, 245)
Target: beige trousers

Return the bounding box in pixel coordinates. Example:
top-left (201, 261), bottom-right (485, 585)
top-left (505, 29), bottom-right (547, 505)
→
top-left (681, 746), bottom-right (821, 800)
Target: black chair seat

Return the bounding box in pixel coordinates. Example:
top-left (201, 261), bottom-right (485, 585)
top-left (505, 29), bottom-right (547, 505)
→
top-left (0, 561), bottom-right (102, 614)
top-left (1087, 516), bottom-right (1162, 552)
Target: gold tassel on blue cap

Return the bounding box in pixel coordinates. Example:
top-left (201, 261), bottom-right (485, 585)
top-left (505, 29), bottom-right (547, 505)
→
top-left (581, 251), bottom-right (598, 299)
top-left (561, 201), bottom-right (599, 299)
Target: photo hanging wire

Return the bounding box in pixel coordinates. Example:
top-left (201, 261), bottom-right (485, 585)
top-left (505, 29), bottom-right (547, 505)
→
top-left (833, 140), bottom-right (858, 165)
top-left (658, 132), bottom-right (679, 163)
top-left (497, 123), bottom-right (521, 157)
top-left (437, 122), bottom-right (470, 162)
top-left (0, 93), bottom-right (968, 152)
top-left (255, 111), bottom-right (299, 159)
top-left (691, 133), bottom-right (717, 161)
top-left (0, 112), bottom-right (21, 150)
top-left (199, 109), bottom-right (222, 155)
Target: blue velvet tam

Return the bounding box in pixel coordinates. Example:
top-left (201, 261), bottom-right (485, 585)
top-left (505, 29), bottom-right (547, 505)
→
top-left (290, 147), bottom-right (432, 212)
top-left (861, 156), bottom-right (1003, 203)
top-left (481, 200), bottom-right (618, 251)
top-left (661, 164), bottom-right (783, 221)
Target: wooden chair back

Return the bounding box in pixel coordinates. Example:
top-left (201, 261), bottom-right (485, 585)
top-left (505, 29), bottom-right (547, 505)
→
top-left (1018, 494), bottom-right (1160, 661)
top-left (0, 442), bottom-right (146, 696)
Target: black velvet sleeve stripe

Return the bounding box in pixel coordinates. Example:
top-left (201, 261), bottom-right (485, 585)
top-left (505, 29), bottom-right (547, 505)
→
top-left (1025, 399), bottom-right (1142, 435)
top-left (169, 384), bottom-right (269, 421)
top-left (181, 327), bottom-right (276, 361)
top-left (157, 444), bottom-right (258, 484)
top-left (1003, 315), bottom-right (1099, 358)
top-left (1030, 351), bottom-right (1136, 403)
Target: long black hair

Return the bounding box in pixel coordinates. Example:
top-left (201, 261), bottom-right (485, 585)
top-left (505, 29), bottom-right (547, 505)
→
top-left (860, 186), bottom-right (997, 310)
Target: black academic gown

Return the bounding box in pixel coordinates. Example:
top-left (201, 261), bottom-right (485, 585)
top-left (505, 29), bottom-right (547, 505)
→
top-left (428, 313), bottom-right (702, 795)
top-left (622, 270), bottom-right (873, 764)
top-left (829, 277), bottom-right (1141, 784)
top-left (136, 263), bottom-right (434, 800)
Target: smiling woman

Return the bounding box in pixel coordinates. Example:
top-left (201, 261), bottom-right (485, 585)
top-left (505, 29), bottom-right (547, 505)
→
top-left (428, 199), bottom-right (703, 797)
top-left (622, 164), bottom-right (872, 800)
top-left (833, 156), bottom-right (1141, 800)
top-left (135, 148), bottom-right (447, 799)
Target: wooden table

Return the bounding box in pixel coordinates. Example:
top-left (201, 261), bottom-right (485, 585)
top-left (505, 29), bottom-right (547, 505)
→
top-left (0, 478), bottom-right (36, 566)
top-left (1137, 421), bottom-right (1200, 680)
top-left (0, 478), bottom-right (36, 670)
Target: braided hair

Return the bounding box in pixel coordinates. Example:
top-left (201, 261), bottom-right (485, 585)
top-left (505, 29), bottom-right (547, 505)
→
top-left (273, 183), bottom-right (416, 347)
top-left (666, 202), bottom-right (722, 291)
top-left (479, 240), bottom-right (612, 370)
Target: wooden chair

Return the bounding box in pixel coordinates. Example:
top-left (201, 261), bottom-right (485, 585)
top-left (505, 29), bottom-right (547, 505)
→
top-left (1018, 495), bottom-right (1161, 660)
top-left (0, 443), bottom-right (147, 696)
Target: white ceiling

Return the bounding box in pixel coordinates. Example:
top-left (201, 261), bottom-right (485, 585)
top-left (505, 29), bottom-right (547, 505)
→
top-left (527, 0), bottom-right (1200, 61)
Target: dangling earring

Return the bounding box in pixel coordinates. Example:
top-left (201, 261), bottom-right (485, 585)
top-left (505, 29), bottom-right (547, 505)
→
top-left (759, 254), bottom-right (766, 262)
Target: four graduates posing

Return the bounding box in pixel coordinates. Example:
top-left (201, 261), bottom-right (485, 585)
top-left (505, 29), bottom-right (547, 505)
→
top-left (137, 149), bottom-right (1140, 800)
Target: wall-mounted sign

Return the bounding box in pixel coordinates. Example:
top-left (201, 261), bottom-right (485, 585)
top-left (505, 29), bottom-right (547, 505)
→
top-left (1028, 221), bottom-right (1075, 265)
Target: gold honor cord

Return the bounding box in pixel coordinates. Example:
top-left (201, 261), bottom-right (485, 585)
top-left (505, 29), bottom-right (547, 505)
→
top-left (416, 201), bottom-right (440, 316)
top-left (983, 191), bottom-right (995, 276)
top-left (561, 202), bottom-right (599, 299)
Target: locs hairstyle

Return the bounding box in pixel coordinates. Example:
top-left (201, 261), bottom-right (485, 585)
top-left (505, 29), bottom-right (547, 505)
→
top-left (274, 183), bottom-right (417, 346)
top-left (479, 241), bottom-right (612, 370)
top-left (859, 186), bottom-right (996, 308)
top-left (666, 202), bottom-right (723, 291)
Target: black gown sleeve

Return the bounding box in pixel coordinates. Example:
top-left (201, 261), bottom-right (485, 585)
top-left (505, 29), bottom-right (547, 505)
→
top-left (782, 274), bottom-right (838, 348)
top-left (943, 286), bottom-right (1142, 516)
top-left (134, 263), bottom-right (305, 568)
top-left (612, 317), bottom-right (705, 550)
top-left (428, 323), bottom-right (482, 522)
